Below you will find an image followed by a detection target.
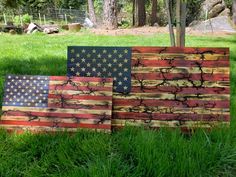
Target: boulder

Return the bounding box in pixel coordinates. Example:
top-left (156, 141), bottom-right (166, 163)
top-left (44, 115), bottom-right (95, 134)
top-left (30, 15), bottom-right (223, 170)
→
top-left (219, 8), bottom-right (230, 16)
top-left (202, 0), bottom-right (222, 12)
top-left (208, 3), bottom-right (225, 18)
top-left (191, 16), bottom-right (236, 33)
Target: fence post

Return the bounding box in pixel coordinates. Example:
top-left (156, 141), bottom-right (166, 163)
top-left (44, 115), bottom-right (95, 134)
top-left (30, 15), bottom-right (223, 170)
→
top-left (39, 13), bottom-right (42, 25)
top-left (3, 13), bottom-right (7, 25)
top-left (65, 14), bottom-right (68, 24)
top-left (43, 15), bottom-right (46, 25)
top-left (20, 15), bottom-right (23, 26)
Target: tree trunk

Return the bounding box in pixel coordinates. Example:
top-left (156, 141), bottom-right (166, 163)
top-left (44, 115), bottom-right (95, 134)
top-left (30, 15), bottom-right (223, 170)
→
top-left (180, 1), bottom-right (186, 47)
top-left (165, 0), bottom-right (175, 46)
top-left (233, 0), bottom-right (236, 25)
top-left (103, 0), bottom-right (118, 29)
top-left (88, 0), bottom-right (97, 26)
top-left (132, 0), bottom-right (135, 26)
top-left (176, 0), bottom-right (181, 47)
top-left (134, 0), bottom-right (146, 27)
top-left (151, 0), bottom-right (158, 26)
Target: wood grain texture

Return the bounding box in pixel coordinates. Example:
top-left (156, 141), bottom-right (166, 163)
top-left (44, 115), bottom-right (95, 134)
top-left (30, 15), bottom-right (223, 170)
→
top-left (1, 76), bottom-right (113, 132)
top-left (112, 47), bottom-right (230, 129)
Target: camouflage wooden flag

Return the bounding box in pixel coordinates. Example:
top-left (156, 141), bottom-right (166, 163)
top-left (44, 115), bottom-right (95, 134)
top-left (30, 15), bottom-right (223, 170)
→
top-left (1, 75), bottom-right (113, 132)
top-left (111, 47), bottom-right (230, 129)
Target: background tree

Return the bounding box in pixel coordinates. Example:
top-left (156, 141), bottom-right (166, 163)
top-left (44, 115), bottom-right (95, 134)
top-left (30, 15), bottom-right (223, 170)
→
top-left (165, 0), bottom-right (175, 46)
top-left (134, 0), bottom-right (146, 26)
top-left (233, 0), bottom-right (236, 25)
top-left (150, 0), bottom-right (158, 26)
top-left (88, 0), bottom-right (97, 25)
top-left (103, 0), bottom-right (118, 29)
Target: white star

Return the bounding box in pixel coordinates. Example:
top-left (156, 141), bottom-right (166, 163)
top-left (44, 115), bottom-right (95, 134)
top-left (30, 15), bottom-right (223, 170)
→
top-left (87, 63), bottom-right (91, 67)
top-left (81, 67), bottom-right (86, 71)
top-left (82, 49), bottom-right (86, 53)
top-left (124, 77), bottom-right (128, 81)
top-left (118, 63), bottom-right (123, 67)
top-left (86, 72), bottom-right (91, 76)
top-left (103, 49), bottom-right (107, 53)
top-left (118, 72), bottom-right (122, 76)
top-left (113, 49), bottom-right (118, 53)
top-left (118, 81), bottom-right (122, 85)
top-left (97, 63), bottom-right (102, 67)
top-left (108, 63), bottom-right (112, 67)
top-left (124, 68), bottom-right (128, 72)
top-left (113, 58), bottom-right (117, 63)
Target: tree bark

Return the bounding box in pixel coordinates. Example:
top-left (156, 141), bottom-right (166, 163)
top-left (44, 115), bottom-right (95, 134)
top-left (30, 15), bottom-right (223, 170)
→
top-left (233, 0), bottom-right (236, 25)
top-left (103, 0), bottom-right (118, 29)
top-left (165, 0), bottom-right (175, 46)
top-left (176, 0), bottom-right (181, 47)
top-left (180, 1), bottom-right (186, 47)
top-left (88, 0), bottom-right (97, 26)
top-left (151, 0), bottom-right (158, 26)
top-left (134, 0), bottom-right (146, 27)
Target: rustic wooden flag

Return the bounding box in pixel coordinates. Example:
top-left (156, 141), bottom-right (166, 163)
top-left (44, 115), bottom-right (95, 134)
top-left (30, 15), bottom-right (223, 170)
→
top-left (1, 75), bottom-right (113, 132)
top-left (113, 47), bottom-right (230, 129)
top-left (67, 46), bottom-right (131, 93)
top-left (67, 46), bottom-right (230, 129)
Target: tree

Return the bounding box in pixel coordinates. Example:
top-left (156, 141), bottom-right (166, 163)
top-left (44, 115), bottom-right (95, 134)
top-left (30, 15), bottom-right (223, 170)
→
top-left (176, 0), bottom-right (186, 47)
top-left (165, 0), bottom-right (175, 46)
top-left (150, 0), bottom-right (158, 26)
top-left (134, 0), bottom-right (146, 26)
top-left (233, 0), bottom-right (236, 25)
top-left (88, 0), bottom-right (97, 26)
top-left (103, 0), bottom-right (118, 29)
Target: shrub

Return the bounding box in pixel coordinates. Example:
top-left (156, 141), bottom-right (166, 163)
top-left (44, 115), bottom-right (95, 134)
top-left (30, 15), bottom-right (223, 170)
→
top-left (14, 14), bottom-right (32, 25)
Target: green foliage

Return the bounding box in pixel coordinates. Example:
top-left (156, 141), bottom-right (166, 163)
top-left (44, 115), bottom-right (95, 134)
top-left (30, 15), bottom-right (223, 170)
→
top-left (14, 13), bottom-right (32, 24)
top-left (186, 0), bottom-right (205, 25)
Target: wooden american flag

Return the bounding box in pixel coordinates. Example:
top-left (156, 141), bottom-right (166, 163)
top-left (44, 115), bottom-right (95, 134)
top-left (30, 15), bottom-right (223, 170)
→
top-left (112, 47), bottom-right (230, 129)
top-left (1, 75), bottom-right (113, 132)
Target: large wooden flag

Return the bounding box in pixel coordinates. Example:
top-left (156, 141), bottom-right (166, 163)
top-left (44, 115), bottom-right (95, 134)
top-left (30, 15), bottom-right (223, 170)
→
top-left (67, 46), bottom-right (230, 129)
top-left (113, 47), bottom-right (230, 129)
top-left (1, 75), bottom-right (113, 132)
top-left (68, 46), bottom-right (131, 93)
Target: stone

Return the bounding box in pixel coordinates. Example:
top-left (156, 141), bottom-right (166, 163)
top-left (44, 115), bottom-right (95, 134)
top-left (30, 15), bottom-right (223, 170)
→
top-left (208, 3), bottom-right (225, 18)
top-left (191, 16), bottom-right (236, 33)
top-left (219, 8), bottom-right (230, 16)
top-left (202, 0), bottom-right (222, 12)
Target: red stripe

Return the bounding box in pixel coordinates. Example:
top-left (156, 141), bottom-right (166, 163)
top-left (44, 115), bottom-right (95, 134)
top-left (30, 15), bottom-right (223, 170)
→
top-left (48, 94), bottom-right (112, 101)
top-left (113, 112), bottom-right (230, 121)
top-left (49, 85), bottom-right (112, 91)
top-left (50, 76), bottom-right (113, 82)
top-left (132, 73), bottom-right (229, 81)
top-left (0, 120), bottom-right (111, 129)
top-left (4, 111), bottom-right (111, 119)
top-left (132, 47), bottom-right (229, 55)
top-left (113, 99), bottom-right (230, 108)
top-left (130, 86), bottom-right (230, 94)
top-left (131, 59), bottom-right (229, 67)
top-left (48, 103), bottom-right (112, 110)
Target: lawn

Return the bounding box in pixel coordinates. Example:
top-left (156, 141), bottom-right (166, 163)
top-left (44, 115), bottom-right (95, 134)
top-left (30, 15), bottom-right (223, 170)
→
top-left (0, 32), bottom-right (236, 176)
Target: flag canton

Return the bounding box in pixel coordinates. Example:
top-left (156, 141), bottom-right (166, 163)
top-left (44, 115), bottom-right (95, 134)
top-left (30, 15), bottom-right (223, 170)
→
top-left (67, 46), bottom-right (131, 93)
top-left (3, 75), bottom-right (49, 108)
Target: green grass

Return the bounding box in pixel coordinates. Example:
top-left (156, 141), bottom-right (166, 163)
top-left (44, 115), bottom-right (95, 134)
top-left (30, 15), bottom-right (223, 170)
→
top-left (0, 32), bottom-right (236, 176)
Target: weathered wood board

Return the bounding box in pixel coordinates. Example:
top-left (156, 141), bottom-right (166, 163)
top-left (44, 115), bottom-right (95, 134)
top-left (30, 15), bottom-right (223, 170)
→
top-left (112, 47), bottom-right (230, 129)
top-left (1, 75), bottom-right (113, 133)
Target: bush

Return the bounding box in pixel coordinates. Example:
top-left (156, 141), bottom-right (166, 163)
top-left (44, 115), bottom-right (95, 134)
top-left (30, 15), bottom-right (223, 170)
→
top-left (14, 14), bottom-right (32, 25)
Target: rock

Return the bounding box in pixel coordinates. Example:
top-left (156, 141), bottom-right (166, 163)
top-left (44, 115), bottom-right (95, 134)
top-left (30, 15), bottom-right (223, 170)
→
top-left (219, 8), bottom-right (230, 16)
top-left (83, 18), bottom-right (94, 28)
top-left (191, 16), bottom-right (236, 33)
top-left (9, 29), bottom-right (16, 35)
top-left (43, 27), bottom-right (59, 34)
top-left (202, 0), bottom-right (222, 12)
top-left (208, 3), bottom-right (225, 18)
top-left (61, 24), bottom-right (69, 30)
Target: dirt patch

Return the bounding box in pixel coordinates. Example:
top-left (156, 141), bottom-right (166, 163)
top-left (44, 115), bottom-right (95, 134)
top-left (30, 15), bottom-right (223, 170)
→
top-left (89, 26), bottom-right (236, 36)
